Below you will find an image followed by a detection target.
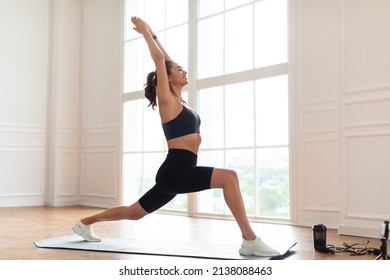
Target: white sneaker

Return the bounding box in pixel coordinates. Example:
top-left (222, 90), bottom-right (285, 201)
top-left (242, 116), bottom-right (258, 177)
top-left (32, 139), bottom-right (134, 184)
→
top-left (72, 219), bottom-right (101, 242)
top-left (239, 237), bottom-right (279, 257)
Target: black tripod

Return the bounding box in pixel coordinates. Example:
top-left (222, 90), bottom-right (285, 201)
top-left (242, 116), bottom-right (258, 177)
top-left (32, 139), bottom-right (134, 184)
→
top-left (376, 221), bottom-right (389, 260)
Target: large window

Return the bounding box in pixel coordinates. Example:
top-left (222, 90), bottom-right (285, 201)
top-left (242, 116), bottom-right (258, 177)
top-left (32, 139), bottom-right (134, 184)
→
top-left (122, 0), bottom-right (289, 219)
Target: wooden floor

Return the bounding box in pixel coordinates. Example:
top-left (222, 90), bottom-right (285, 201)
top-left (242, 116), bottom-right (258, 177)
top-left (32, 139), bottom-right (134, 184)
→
top-left (0, 206), bottom-right (383, 260)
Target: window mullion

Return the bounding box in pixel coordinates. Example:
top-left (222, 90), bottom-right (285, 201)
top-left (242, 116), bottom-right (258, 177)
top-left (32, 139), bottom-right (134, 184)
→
top-left (253, 80), bottom-right (258, 217)
top-left (188, 0), bottom-right (197, 216)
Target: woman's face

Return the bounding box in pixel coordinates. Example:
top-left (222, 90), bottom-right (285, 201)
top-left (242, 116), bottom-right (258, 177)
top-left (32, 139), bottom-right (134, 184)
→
top-left (169, 62), bottom-right (188, 86)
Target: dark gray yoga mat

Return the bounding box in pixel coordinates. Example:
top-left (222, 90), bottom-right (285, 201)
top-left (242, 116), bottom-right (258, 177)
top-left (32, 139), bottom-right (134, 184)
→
top-left (34, 234), bottom-right (296, 260)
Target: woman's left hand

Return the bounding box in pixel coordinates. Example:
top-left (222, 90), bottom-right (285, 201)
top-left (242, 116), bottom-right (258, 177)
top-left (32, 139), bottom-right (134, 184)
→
top-left (131, 16), bottom-right (149, 35)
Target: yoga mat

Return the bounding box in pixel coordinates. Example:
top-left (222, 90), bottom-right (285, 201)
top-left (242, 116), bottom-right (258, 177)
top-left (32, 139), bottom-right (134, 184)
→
top-left (35, 235), bottom-right (296, 260)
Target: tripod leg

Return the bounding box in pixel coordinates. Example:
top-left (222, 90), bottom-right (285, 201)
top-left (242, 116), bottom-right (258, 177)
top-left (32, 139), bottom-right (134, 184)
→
top-left (375, 239), bottom-right (388, 260)
top-left (383, 242), bottom-right (388, 260)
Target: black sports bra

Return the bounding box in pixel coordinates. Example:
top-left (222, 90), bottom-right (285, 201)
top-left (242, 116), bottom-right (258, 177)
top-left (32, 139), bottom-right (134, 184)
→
top-left (162, 105), bottom-right (201, 140)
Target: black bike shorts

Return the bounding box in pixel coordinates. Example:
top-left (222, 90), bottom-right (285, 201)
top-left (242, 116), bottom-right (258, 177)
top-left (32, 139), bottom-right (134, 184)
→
top-left (138, 149), bottom-right (214, 213)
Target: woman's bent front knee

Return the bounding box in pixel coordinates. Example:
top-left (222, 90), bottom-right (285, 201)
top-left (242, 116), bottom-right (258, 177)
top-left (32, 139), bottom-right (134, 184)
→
top-left (225, 169), bottom-right (238, 183)
top-left (211, 168), bottom-right (239, 188)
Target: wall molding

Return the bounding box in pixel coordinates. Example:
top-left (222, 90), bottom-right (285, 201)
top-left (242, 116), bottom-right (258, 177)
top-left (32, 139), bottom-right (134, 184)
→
top-left (344, 131), bottom-right (390, 139)
top-left (345, 213), bottom-right (390, 221)
top-left (82, 128), bottom-right (118, 148)
top-left (80, 149), bottom-right (118, 199)
top-left (344, 96), bottom-right (390, 106)
top-left (300, 99), bottom-right (339, 108)
top-left (57, 149), bottom-right (78, 197)
top-left (0, 196), bottom-right (46, 207)
top-left (0, 125), bottom-right (45, 148)
top-left (343, 132), bottom-right (390, 232)
top-left (343, 85), bottom-right (390, 96)
top-left (78, 192), bottom-right (117, 199)
top-left (343, 96), bottom-right (390, 129)
top-left (301, 137), bottom-right (340, 144)
top-left (58, 129), bottom-right (79, 148)
top-left (338, 224), bottom-right (381, 238)
top-left (0, 192), bottom-right (45, 198)
top-left (302, 207), bottom-right (340, 213)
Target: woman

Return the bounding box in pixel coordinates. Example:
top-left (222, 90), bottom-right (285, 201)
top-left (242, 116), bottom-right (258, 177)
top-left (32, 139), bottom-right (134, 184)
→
top-left (72, 16), bottom-right (279, 257)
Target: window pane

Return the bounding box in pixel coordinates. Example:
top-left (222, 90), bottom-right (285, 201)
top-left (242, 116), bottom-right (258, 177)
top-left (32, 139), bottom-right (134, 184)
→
top-left (197, 15), bottom-right (224, 78)
top-left (145, 0), bottom-right (165, 30)
top-left (198, 148), bottom-right (224, 167)
top-left (225, 82), bottom-right (254, 147)
top-left (123, 152), bottom-right (165, 206)
top-left (198, 188), bottom-right (225, 214)
top-left (166, 24), bottom-right (188, 70)
top-left (225, 6), bottom-right (253, 74)
top-left (124, 0), bottom-right (144, 41)
top-left (123, 40), bottom-right (145, 93)
top-left (143, 152), bottom-right (165, 192)
top-left (226, 149), bottom-right (255, 216)
top-left (123, 100), bottom-right (144, 152)
top-left (144, 105), bottom-right (165, 151)
top-left (197, 150), bottom-right (225, 214)
top-left (122, 153), bottom-right (143, 205)
top-left (166, 0), bottom-right (188, 27)
top-left (181, 91), bottom-right (189, 103)
top-left (255, 75), bottom-right (288, 146)
top-left (256, 148), bottom-right (289, 218)
top-left (198, 0), bottom-right (224, 18)
top-left (163, 194), bottom-right (187, 211)
top-left (225, 0), bottom-right (252, 10)
top-left (198, 87), bottom-right (224, 149)
top-left (255, 0), bottom-right (287, 67)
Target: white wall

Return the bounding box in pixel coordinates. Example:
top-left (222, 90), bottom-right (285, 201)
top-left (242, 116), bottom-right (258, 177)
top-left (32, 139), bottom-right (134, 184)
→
top-left (79, 0), bottom-right (122, 207)
top-left (0, 0), bottom-right (389, 237)
top-left (0, 0), bottom-right (121, 208)
top-left (292, 0), bottom-right (390, 237)
top-left (46, 0), bottom-right (82, 206)
top-left (0, 0), bottom-right (49, 206)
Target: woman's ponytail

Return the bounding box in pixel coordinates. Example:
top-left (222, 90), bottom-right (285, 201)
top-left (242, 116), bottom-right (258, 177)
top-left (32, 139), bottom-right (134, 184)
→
top-left (144, 60), bottom-right (173, 110)
top-left (144, 71), bottom-right (157, 110)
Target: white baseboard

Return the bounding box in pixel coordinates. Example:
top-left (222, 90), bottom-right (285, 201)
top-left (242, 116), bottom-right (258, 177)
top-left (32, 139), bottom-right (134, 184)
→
top-left (0, 196), bottom-right (80, 208)
top-left (338, 224), bottom-right (381, 238)
top-left (44, 200), bottom-right (79, 207)
top-left (0, 196), bottom-right (45, 207)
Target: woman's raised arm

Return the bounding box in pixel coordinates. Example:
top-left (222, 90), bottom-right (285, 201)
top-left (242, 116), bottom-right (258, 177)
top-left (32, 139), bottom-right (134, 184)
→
top-left (148, 24), bottom-right (171, 61)
top-left (131, 17), bottom-right (171, 105)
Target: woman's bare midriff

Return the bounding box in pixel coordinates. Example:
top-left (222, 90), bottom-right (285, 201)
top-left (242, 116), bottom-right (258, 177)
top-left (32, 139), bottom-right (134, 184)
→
top-left (167, 133), bottom-right (202, 155)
